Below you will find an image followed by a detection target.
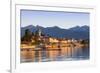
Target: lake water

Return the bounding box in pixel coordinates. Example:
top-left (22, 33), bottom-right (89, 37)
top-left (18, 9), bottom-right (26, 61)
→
top-left (20, 46), bottom-right (89, 63)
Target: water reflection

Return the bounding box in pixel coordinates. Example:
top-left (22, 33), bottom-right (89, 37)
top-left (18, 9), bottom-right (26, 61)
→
top-left (21, 46), bottom-right (89, 62)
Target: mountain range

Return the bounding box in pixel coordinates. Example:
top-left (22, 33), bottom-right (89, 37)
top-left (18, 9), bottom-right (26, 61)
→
top-left (21, 25), bottom-right (89, 39)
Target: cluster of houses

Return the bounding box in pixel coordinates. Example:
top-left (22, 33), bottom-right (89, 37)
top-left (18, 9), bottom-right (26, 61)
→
top-left (21, 27), bottom-right (82, 49)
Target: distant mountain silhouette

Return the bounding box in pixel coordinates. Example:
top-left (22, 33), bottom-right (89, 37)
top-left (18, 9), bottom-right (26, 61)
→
top-left (21, 25), bottom-right (89, 39)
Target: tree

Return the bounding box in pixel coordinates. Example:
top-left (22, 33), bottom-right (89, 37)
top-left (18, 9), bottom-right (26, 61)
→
top-left (22, 29), bottom-right (32, 42)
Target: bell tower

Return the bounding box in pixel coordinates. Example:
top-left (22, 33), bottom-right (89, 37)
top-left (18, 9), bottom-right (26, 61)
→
top-left (38, 28), bottom-right (42, 37)
top-left (35, 25), bottom-right (42, 37)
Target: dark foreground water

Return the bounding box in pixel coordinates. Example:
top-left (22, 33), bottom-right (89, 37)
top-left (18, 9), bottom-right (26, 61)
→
top-left (21, 46), bottom-right (89, 63)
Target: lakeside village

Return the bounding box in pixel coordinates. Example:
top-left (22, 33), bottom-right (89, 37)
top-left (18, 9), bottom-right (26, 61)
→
top-left (21, 27), bottom-right (89, 51)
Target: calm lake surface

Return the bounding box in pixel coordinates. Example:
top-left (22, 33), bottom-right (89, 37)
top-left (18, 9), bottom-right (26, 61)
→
top-left (20, 46), bottom-right (89, 63)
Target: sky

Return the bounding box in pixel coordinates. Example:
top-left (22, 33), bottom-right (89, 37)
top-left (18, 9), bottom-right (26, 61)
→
top-left (21, 10), bottom-right (90, 29)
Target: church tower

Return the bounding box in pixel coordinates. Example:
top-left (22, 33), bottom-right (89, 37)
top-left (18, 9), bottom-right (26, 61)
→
top-left (35, 25), bottom-right (42, 37)
top-left (38, 27), bottom-right (42, 37)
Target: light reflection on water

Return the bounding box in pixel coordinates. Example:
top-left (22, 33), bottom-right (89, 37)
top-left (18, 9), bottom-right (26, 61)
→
top-left (20, 46), bottom-right (89, 63)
